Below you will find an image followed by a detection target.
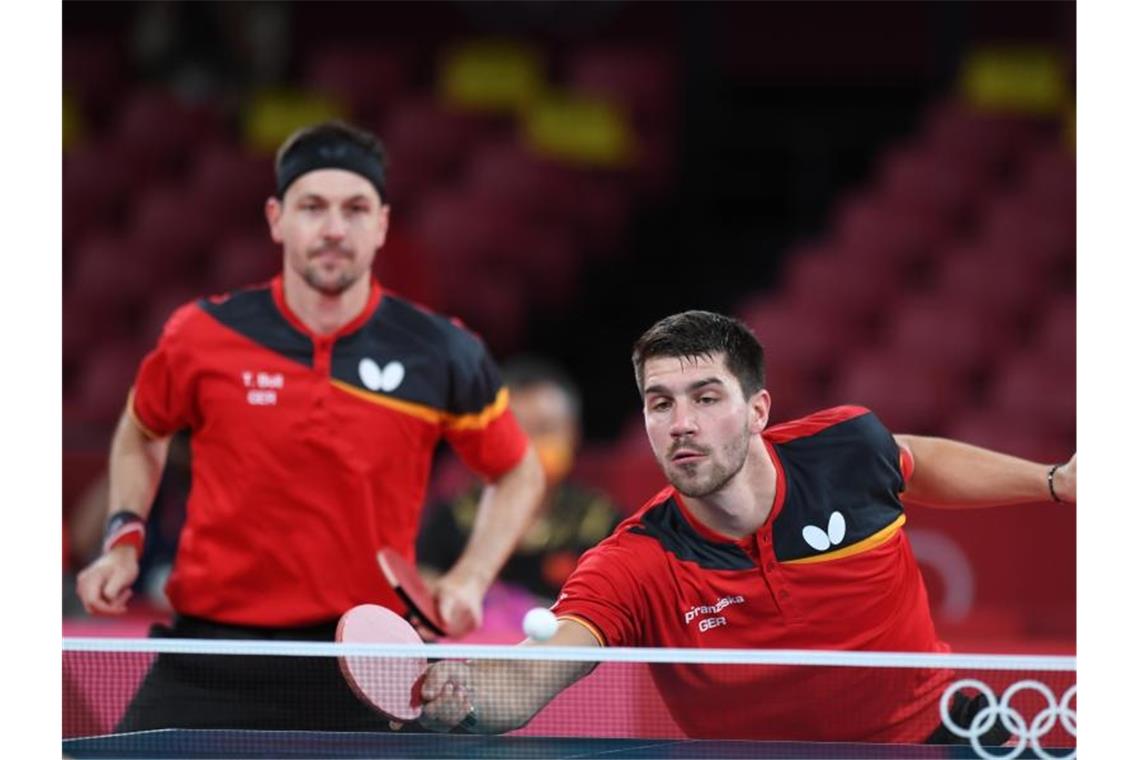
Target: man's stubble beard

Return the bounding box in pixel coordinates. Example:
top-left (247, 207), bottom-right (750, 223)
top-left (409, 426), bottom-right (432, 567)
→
top-left (302, 264), bottom-right (359, 296)
top-left (668, 420), bottom-right (752, 499)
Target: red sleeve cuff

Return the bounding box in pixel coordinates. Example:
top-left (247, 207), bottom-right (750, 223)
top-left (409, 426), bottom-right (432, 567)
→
top-left (446, 406), bottom-right (529, 481)
top-left (127, 388), bottom-right (167, 439)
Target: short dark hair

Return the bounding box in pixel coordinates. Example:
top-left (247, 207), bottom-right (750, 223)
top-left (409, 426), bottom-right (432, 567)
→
top-left (631, 310), bottom-right (766, 398)
top-left (275, 120), bottom-right (388, 199)
top-left (501, 356), bottom-right (582, 420)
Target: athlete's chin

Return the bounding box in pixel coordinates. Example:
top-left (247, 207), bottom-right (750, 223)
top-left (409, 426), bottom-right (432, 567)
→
top-left (668, 472), bottom-right (720, 499)
top-left (303, 268), bottom-right (360, 296)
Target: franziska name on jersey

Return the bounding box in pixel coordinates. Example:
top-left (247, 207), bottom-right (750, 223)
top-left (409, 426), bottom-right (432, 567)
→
top-left (684, 595), bottom-right (745, 632)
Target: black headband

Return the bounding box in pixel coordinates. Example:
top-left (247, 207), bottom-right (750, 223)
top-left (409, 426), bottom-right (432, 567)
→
top-left (276, 136), bottom-right (386, 201)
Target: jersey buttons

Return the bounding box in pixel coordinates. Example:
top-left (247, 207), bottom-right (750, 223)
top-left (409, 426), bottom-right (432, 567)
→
top-left (313, 338), bottom-right (334, 374)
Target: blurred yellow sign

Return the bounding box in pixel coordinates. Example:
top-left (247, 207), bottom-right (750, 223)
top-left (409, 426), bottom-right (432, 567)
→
top-left (243, 90), bottom-right (348, 155)
top-left (439, 40), bottom-right (545, 114)
top-left (525, 92), bottom-right (634, 168)
top-left (960, 47), bottom-right (1069, 115)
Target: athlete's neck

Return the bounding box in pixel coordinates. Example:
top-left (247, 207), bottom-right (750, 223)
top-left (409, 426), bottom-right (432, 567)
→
top-left (683, 436), bottom-right (777, 540)
top-left (282, 267), bottom-right (372, 336)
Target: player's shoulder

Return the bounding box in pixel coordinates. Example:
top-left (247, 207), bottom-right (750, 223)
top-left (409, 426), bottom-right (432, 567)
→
top-left (182, 280), bottom-right (279, 335)
top-left (147, 279), bottom-right (299, 357)
top-left (373, 292), bottom-right (489, 361)
top-left (765, 405), bottom-right (893, 446)
top-left (579, 487), bottom-right (677, 564)
top-left (154, 282), bottom-right (271, 344)
top-left (163, 299), bottom-right (206, 336)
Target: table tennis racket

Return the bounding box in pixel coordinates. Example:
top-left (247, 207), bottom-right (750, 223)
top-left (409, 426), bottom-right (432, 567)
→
top-left (336, 603), bottom-right (427, 722)
top-left (377, 548), bottom-right (451, 638)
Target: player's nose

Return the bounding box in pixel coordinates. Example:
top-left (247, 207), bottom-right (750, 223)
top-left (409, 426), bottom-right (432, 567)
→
top-left (321, 210), bottom-right (348, 239)
top-left (668, 404), bottom-right (698, 437)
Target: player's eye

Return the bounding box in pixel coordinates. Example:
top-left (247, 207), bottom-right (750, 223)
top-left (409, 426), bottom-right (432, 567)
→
top-left (697, 395), bottom-right (718, 405)
top-left (650, 399), bottom-right (672, 412)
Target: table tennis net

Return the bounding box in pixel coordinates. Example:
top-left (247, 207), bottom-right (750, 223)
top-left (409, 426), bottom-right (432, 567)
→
top-left (63, 639), bottom-right (1075, 759)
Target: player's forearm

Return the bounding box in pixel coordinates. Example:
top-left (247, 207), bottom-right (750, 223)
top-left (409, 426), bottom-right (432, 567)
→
top-left (107, 409), bottom-right (171, 524)
top-left (448, 445), bottom-right (545, 590)
top-left (422, 619), bottom-right (598, 733)
top-left (468, 657), bottom-right (593, 733)
top-left (896, 434), bottom-right (1060, 508)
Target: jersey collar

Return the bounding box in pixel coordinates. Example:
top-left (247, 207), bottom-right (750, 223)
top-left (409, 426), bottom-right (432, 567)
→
top-left (761, 435), bottom-right (788, 525)
top-left (270, 274), bottom-right (384, 340)
top-left (671, 435), bottom-right (788, 548)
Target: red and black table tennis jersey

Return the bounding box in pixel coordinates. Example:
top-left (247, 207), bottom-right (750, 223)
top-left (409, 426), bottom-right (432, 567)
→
top-left (129, 276), bottom-right (528, 627)
top-left (553, 406), bottom-right (952, 743)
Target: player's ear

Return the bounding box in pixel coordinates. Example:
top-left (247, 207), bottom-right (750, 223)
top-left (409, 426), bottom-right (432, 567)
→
top-left (749, 388), bottom-right (771, 434)
top-left (265, 196), bottom-right (284, 244)
top-left (375, 202), bottom-right (390, 249)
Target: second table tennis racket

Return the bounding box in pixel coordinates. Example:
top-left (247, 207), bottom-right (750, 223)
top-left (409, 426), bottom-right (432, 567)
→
top-left (377, 547), bottom-right (451, 638)
top-left (336, 603), bottom-right (428, 722)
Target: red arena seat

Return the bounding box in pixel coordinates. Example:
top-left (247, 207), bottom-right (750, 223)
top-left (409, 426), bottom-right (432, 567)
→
top-left (303, 45), bottom-right (411, 124)
top-left (186, 143), bottom-right (275, 235)
top-left (984, 351), bottom-right (1075, 439)
top-left (829, 350), bottom-right (965, 434)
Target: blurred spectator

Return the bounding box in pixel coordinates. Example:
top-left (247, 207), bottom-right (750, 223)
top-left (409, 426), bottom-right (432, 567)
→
top-left (418, 357), bottom-right (621, 603)
top-left (131, 2), bottom-right (291, 101)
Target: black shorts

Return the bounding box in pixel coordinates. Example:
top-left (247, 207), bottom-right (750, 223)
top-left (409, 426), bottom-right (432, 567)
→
top-left (115, 615), bottom-right (397, 733)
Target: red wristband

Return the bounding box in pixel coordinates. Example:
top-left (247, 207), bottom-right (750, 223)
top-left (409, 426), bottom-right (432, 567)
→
top-left (102, 511), bottom-right (146, 555)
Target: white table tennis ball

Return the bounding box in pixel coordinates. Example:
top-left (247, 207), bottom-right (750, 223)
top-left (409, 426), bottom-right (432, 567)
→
top-left (523, 607), bottom-right (558, 641)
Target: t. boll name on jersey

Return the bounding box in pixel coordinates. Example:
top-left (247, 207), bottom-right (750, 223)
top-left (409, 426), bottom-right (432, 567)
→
top-left (683, 595), bottom-right (745, 625)
top-left (241, 371), bottom-right (284, 405)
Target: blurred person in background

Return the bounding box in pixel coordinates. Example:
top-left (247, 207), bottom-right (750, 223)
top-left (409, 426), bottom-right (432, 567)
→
top-left (415, 310), bottom-right (1076, 744)
top-left (131, 2), bottom-right (290, 98)
top-left (418, 357), bottom-right (622, 605)
top-left (74, 120), bottom-right (545, 731)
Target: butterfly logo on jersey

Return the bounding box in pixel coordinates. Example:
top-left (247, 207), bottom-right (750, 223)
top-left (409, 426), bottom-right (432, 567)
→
top-left (802, 511), bottom-right (846, 552)
top-left (358, 358), bottom-right (405, 392)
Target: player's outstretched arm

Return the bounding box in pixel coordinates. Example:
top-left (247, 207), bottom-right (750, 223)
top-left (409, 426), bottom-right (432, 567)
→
top-left (434, 444), bottom-right (545, 636)
top-left (419, 618), bottom-right (599, 734)
top-left (895, 435), bottom-right (1075, 508)
top-left (75, 407), bottom-right (171, 615)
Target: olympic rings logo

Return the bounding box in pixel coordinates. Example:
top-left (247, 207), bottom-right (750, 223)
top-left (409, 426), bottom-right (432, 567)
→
top-left (939, 679), bottom-right (1077, 760)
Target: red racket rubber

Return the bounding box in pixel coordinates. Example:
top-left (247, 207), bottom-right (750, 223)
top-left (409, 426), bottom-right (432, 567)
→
top-left (377, 548), bottom-right (451, 637)
top-left (336, 603), bottom-right (427, 722)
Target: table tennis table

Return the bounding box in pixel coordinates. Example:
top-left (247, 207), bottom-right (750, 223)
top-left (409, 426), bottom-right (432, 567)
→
top-left (62, 729), bottom-right (1062, 758)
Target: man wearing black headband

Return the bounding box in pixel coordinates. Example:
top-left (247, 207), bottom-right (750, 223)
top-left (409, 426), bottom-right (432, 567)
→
top-left (75, 121), bottom-right (546, 731)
